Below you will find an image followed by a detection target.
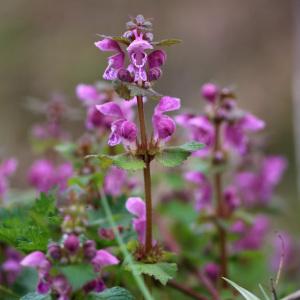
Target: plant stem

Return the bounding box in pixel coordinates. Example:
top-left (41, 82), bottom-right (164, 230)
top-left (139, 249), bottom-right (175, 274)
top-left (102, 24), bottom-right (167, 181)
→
top-left (213, 120), bottom-right (228, 287)
top-left (136, 95), bottom-right (153, 253)
top-left (168, 280), bottom-right (209, 300)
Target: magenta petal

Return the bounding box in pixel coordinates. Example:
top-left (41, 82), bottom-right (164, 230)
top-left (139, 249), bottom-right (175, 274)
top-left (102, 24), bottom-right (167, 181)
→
top-left (92, 250), bottom-right (119, 271)
top-left (94, 38), bottom-right (121, 52)
top-left (20, 251), bottom-right (46, 268)
top-left (120, 120), bottom-right (137, 142)
top-left (0, 158), bottom-right (18, 177)
top-left (148, 50), bottom-right (167, 68)
top-left (76, 84), bottom-right (100, 104)
top-left (126, 197), bottom-right (145, 218)
top-left (155, 96), bottom-right (181, 114)
top-left (96, 102), bottom-right (124, 118)
top-left (152, 114), bottom-right (176, 140)
top-left (240, 113), bottom-right (265, 132)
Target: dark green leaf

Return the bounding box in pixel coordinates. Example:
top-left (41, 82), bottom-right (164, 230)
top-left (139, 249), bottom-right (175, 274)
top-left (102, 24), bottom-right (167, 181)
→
top-left (175, 141), bottom-right (204, 152)
top-left (97, 154), bottom-right (145, 171)
top-left (59, 264), bottom-right (97, 291)
top-left (87, 287), bottom-right (135, 300)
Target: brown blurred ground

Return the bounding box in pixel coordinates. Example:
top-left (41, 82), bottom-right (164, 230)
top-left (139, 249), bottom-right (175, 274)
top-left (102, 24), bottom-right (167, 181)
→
top-left (0, 0), bottom-right (298, 228)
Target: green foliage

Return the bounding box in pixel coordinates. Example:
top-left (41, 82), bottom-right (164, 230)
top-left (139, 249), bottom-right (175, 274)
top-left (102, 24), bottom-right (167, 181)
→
top-left (113, 80), bottom-right (162, 101)
top-left (20, 293), bottom-right (51, 300)
top-left (156, 142), bottom-right (204, 167)
top-left (0, 193), bottom-right (61, 252)
top-left (96, 153), bottom-right (145, 171)
top-left (58, 263), bottom-right (97, 291)
top-left (127, 262), bottom-right (177, 285)
top-left (97, 34), bottom-right (131, 46)
top-left (223, 278), bottom-right (261, 300)
top-left (87, 287), bottom-right (135, 300)
top-left (152, 39), bottom-right (182, 46)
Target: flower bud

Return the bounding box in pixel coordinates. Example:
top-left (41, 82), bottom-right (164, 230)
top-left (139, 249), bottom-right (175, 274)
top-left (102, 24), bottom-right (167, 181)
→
top-left (37, 280), bottom-right (51, 294)
top-left (117, 69), bottom-right (133, 82)
top-left (64, 234), bottom-right (80, 254)
top-left (47, 243), bottom-right (62, 260)
top-left (203, 263), bottom-right (220, 282)
top-left (120, 120), bottom-right (137, 142)
top-left (148, 67), bottom-right (162, 81)
top-left (153, 114), bottom-right (176, 140)
top-left (144, 32), bottom-right (154, 42)
top-left (201, 83), bottom-right (219, 103)
top-left (123, 30), bottom-right (134, 40)
top-left (148, 50), bottom-right (167, 68)
top-left (83, 240), bottom-right (97, 260)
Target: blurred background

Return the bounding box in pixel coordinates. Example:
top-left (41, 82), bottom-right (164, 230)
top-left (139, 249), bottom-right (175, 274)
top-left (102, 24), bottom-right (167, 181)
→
top-left (0, 0), bottom-right (298, 230)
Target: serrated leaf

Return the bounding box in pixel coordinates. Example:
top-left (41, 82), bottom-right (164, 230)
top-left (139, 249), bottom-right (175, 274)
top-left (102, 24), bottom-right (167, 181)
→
top-left (87, 287), bottom-right (135, 300)
top-left (97, 154), bottom-right (145, 171)
top-left (59, 264), bottom-right (97, 291)
top-left (223, 278), bottom-right (261, 300)
top-left (113, 81), bottom-right (162, 101)
top-left (156, 141), bottom-right (204, 168)
top-left (156, 148), bottom-right (190, 167)
top-left (20, 292), bottom-right (51, 300)
top-left (128, 262), bottom-right (177, 285)
top-left (152, 39), bottom-right (182, 46)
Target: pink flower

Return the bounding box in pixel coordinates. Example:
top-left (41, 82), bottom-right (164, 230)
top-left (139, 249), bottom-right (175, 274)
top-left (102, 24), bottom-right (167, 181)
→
top-left (91, 250), bottom-right (119, 272)
top-left (125, 197), bottom-right (146, 243)
top-left (104, 166), bottom-right (127, 197)
top-left (201, 83), bottom-right (219, 103)
top-left (152, 96), bottom-right (180, 143)
top-left (76, 84), bottom-right (105, 106)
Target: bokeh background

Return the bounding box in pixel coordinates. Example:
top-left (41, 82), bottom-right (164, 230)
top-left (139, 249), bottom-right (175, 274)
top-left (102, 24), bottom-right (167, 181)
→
top-left (0, 0), bottom-right (298, 231)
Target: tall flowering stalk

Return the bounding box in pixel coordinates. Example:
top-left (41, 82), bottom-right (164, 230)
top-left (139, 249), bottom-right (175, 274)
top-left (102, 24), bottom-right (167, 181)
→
top-left (94, 14), bottom-right (201, 260)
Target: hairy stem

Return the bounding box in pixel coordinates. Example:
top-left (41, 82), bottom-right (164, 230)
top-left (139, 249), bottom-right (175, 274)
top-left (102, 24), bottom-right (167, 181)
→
top-left (213, 120), bottom-right (228, 287)
top-left (136, 95), bottom-right (153, 253)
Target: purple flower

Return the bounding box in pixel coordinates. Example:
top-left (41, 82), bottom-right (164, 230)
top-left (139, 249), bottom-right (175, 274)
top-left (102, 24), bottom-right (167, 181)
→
top-left (225, 113), bottom-right (265, 154)
top-left (91, 250), bottom-right (119, 272)
top-left (52, 275), bottom-right (72, 299)
top-left (185, 171), bottom-right (212, 211)
top-left (64, 234), bottom-right (80, 254)
top-left (152, 96), bottom-right (180, 144)
top-left (203, 262), bottom-right (220, 282)
top-left (0, 158), bottom-right (17, 199)
top-left (201, 83), bottom-right (219, 103)
top-left (83, 240), bottom-right (97, 260)
top-left (104, 166), bottom-right (127, 197)
top-left (1, 248), bottom-right (22, 286)
top-left (223, 186), bottom-right (240, 213)
top-left (235, 155), bottom-right (286, 205)
top-left (95, 39), bottom-right (125, 81)
top-left (96, 102), bottom-right (137, 149)
top-left (232, 216), bottom-right (269, 252)
top-left (125, 197), bottom-right (146, 243)
top-left (37, 280), bottom-right (51, 294)
top-left (55, 162), bottom-right (73, 191)
top-left (76, 84), bottom-right (105, 106)
top-left (20, 251), bottom-right (48, 268)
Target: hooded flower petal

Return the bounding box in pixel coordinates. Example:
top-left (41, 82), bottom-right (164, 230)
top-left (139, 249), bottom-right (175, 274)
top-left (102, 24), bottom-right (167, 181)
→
top-left (155, 96), bottom-right (181, 114)
top-left (152, 114), bottom-right (176, 141)
top-left (95, 38), bottom-right (121, 52)
top-left (96, 102), bottom-right (124, 118)
top-left (76, 84), bottom-right (103, 105)
top-left (148, 50), bottom-right (167, 68)
top-left (240, 113), bottom-right (265, 132)
top-left (125, 197), bottom-right (145, 218)
top-left (92, 250), bottom-right (119, 272)
top-left (120, 120), bottom-right (137, 142)
top-left (20, 251), bottom-right (46, 268)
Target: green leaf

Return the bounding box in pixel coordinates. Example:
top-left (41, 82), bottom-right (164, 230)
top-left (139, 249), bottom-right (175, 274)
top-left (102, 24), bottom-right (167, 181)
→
top-left (128, 263), bottom-right (177, 285)
top-left (258, 284), bottom-right (271, 300)
top-left (156, 142), bottom-right (204, 167)
top-left (59, 264), bottom-right (97, 291)
top-left (113, 81), bottom-right (162, 101)
top-left (97, 154), bottom-right (145, 171)
top-left (20, 293), bottom-right (51, 300)
top-left (152, 39), bottom-right (182, 46)
top-left (55, 142), bottom-right (76, 159)
top-left (87, 287), bottom-right (135, 300)
top-left (223, 278), bottom-right (261, 300)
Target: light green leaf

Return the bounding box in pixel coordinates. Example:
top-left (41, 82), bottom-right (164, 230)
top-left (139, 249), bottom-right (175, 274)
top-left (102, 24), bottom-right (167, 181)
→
top-left (97, 34), bottom-right (131, 46)
top-left (223, 278), bottom-right (261, 300)
top-left (128, 263), bottom-right (177, 285)
top-left (97, 154), bottom-right (145, 171)
top-left (87, 287), bottom-right (135, 300)
top-left (59, 264), bottom-right (97, 291)
top-left (54, 142), bottom-right (76, 158)
top-left (20, 293), bottom-right (51, 300)
top-left (152, 39), bottom-right (182, 46)
top-left (155, 142), bottom-right (204, 167)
